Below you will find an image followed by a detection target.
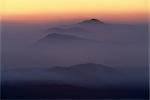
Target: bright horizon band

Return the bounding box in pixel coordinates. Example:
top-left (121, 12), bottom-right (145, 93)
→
top-left (1, 0), bottom-right (149, 23)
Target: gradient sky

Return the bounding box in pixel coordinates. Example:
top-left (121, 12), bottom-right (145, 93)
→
top-left (1, 0), bottom-right (149, 23)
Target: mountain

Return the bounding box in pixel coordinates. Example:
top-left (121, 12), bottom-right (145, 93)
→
top-left (35, 33), bottom-right (100, 47)
top-left (78, 18), bottom-right (104, 26)
top-left (2, 82), bottom-right (148, 99)
top-left (50, 63), bottom-right (116, 74)
top-left (2, 63), bottom-right (148, 99)
top-left (46, 18), bottom-right (104, 35)
top-left (47, 27), bottom-right (89, 34)
top-left (46, 63), bottom-right (121, 86)
top-left (45, 19), bottom-right (147, 44)
top-left (3, 62), bottom-right (120, 87)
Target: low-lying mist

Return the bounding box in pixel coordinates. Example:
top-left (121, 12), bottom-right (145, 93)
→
top-left (1, 20), bottom-right (148, 87)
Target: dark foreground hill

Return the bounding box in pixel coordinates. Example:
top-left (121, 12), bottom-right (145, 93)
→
top-left (2, 82), bottom-right (149, 99)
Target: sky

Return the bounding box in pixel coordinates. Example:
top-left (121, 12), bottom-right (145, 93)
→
top-left (1, 0), bottom-right (149, 23)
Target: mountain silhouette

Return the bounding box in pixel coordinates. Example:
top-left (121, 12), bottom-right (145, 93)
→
top-left (3, 62), bottom-right (119, 86)
top-left (45, 18), bottom-right (146, 44)
top-left (47, 27), bottom-right (89, 34)
top-left (78, 18), bottom-right (104, 25)
top-left (36, 33), bottom-right (99, 47)
top-left (46, 18), bottom-right (104, 35)
top-left (50, 63), bottom-right (116, 73)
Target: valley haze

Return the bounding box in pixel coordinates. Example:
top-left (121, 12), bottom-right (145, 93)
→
top-left (1, 19), bottom-right (149, 99)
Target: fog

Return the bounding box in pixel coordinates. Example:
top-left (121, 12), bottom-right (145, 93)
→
top-left (1, 20), bottom-right (148, 87)
top-left (2, 21), bottom-right (148, 66)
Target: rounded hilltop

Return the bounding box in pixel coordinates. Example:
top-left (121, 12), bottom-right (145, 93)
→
top-left (79, 18), bottom-right (104, 25)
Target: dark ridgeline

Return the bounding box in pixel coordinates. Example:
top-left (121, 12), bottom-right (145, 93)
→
top-left (46, 18), bottom-right (105, 34)
top-left (37, 33), bottom-right (99, 44)
top-left (78, 18), bottom-right (105, 25)
top-left (46, 27), bottom-right (89, 34)
top-left (35, 33), bottom-right (100, 47)
top-left (2, 83), bottom-right (148, 99)
top-left (45, 18), bottom-right (147, 44)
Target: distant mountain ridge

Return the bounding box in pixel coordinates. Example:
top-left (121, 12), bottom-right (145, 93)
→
top-left (47, 27), bottom-right (89, 34)
top-left (2, 62), bottom-right (148, 98)
top-left (50, 63), bottom-right (116, 73)
top-left (36, 33), bottom-right (100, 47)
top-left (45, 18), bottom-right (146, 44)
top-left (46, 18), bottom-right (104, 35)
top-left (3, 62), bottom-right (119, 86)
top-left (78, 19), bottom-right (104, 25)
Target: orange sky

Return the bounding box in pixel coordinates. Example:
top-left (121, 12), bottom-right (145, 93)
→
top-left (1, 0), bottom-right (149, 23)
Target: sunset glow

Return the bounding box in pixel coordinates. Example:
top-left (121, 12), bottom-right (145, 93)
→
top-left (1, 0), bottom-right (149, 23)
